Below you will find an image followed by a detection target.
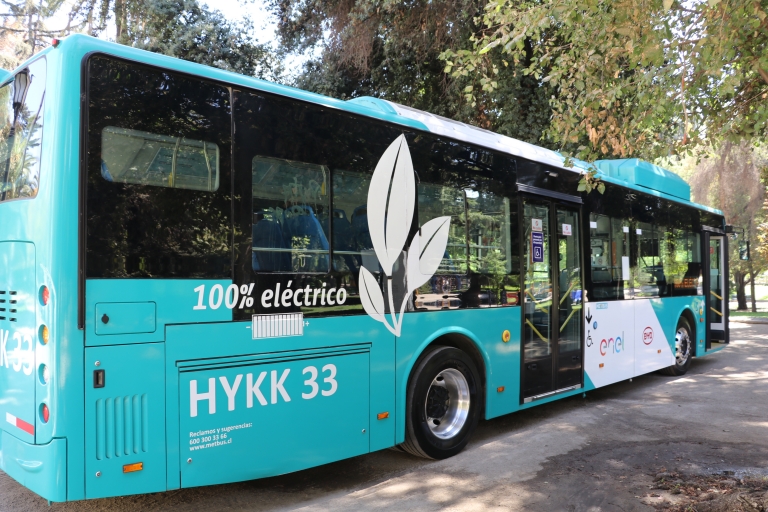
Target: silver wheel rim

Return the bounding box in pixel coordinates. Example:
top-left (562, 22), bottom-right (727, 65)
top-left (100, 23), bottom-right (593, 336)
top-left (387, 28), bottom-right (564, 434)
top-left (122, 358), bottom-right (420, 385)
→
top-left (675, 327), bottom-right (691, 366)
top-left (424, 368), bottom-right (470, 440)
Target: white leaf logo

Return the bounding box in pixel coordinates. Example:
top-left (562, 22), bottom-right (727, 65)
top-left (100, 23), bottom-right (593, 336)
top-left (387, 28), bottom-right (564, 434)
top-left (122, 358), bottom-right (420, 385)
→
top-left (361, 135), bottom-right (449, 336)
top-left (358, 266), bottom-right (390, 328)
top-left (367, 134), bottom-right (416, 277)
top-left (406, 216), bottom-right (451, 296)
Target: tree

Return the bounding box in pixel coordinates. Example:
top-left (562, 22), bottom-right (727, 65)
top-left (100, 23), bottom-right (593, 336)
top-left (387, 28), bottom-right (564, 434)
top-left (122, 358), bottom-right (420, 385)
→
top-left (269, 0), bottom-right (555, 146)
top-left (669, 141), bottom-right (768, 311)
top-left (0, 0), bottom-right (68, 68)
top-left (1, 0), bottom-right (283, 80)
top-left (443, 0), bottom-right (768, 161)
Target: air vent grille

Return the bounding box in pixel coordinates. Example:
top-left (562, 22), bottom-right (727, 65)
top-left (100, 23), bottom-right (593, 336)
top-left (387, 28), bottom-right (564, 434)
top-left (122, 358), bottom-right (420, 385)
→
top-left (94, 395), bottom-right (149, 460)
top-left (0, 290), bottom-right (16, 321)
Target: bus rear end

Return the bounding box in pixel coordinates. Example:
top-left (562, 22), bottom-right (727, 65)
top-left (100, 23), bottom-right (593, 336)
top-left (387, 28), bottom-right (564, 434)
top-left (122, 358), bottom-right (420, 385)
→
top-left (0, 52), bottom-right (72, 502)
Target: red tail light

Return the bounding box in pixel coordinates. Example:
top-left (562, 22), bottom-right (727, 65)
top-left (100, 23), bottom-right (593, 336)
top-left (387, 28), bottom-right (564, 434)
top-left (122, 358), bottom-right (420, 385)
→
top-left (41, 403), bottom-right (49, 423)
top-left (40, 286), bottom-right (50, 306)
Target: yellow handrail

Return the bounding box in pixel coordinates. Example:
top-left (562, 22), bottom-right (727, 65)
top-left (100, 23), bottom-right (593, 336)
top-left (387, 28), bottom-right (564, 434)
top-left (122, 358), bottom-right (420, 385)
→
top-left (560, 309), bottom-right (577, 332)
top-left (710, 307), bottom-right (723, 317)
top-left (710, 290), bottom-right (723, 301)
top-left (560, 282), bottom-right (576, 305)
top-left (525, 319), bottom-right (548, 343)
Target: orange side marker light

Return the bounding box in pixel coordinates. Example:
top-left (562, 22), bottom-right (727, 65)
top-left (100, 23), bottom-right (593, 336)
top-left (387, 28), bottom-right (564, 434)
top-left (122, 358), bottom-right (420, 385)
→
top-left (497, 386), bottom-right (505, 393)
top-left (123, 462), bottom-right (143, 473)
top-left (377, 412), bottom-right (389, 420)
top-left (599, 363), bottom-right (604, 368)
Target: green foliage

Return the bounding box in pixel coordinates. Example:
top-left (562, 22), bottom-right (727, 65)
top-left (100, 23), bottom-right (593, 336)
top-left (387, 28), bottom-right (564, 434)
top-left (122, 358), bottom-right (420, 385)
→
top-left (270, 0), bottom-right (555, 146)
top-left (1, 0), bottom-right (283, 80)
top-left (444, 0), bottom-right (768, 161)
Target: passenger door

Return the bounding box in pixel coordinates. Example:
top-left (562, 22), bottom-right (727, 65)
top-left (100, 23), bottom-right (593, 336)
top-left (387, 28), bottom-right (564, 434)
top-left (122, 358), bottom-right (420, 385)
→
top-left (521, 198), bottom-right (584, 402)
top-left (703, 231), bottom-right (727, 347)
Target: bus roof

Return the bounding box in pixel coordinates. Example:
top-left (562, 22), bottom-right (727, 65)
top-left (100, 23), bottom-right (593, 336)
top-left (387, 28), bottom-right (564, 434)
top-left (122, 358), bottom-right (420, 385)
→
top-left (39, 34), bottom-right (723, 217)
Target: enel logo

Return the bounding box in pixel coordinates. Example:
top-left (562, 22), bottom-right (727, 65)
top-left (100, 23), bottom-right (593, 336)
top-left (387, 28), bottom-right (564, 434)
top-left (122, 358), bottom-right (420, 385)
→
top-left (599, 334), bottom-right (624, 356)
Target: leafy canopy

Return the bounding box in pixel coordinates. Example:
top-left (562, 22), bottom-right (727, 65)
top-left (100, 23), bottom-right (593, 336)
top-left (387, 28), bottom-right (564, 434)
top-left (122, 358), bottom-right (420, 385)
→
top-left (442, 0), bottom-right (768, 160)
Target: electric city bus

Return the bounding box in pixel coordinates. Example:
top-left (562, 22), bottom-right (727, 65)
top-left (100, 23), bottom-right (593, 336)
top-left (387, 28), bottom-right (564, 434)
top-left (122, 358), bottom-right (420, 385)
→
top-left (0, 35), bottom-right (729, 502)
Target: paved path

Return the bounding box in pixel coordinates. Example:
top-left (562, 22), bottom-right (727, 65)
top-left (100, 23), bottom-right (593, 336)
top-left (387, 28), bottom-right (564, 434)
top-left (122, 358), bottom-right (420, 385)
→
top-left (3, 322), bottom-right (767, 511)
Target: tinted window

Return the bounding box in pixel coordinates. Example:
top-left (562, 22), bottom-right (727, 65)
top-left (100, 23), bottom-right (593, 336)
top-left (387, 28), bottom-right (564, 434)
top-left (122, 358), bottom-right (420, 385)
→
top-left (86, 56), bottom-right (232, 278)
top-left (101, 127), bottom-right (220, 191)
top-left (232, 90), bottom-right (520, 318)
top-left (251, 157), bottom-right (330, 272)
top-left (233, 89), bottom-right (403, 318)
top-left (589, 213), bottom-right (631, 299)
top-left (0, 58), bottom-right (45, 203)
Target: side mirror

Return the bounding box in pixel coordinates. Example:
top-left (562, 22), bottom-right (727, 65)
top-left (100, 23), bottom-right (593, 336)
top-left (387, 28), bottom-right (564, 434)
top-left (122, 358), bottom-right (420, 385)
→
top-left (739, 240), bottom-right (750, 261)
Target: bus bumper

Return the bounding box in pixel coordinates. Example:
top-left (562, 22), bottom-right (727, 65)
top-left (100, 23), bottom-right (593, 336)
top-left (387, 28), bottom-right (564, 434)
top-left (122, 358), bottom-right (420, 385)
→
top-left (0, 432), bottom-right (67, 503)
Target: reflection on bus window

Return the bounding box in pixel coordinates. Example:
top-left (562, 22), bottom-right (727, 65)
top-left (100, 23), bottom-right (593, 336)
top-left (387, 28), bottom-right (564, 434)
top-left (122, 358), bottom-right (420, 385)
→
top-left (636, 222), bottom-right (663, 297)
top-left (251, 157), bottom-right (330, 273)
top-left (331, 169), bottom-right (374, 274)
top-left (101, 127), bottom-right (219, 191)
top-left (418, 182), bottom-right (466, 274)
top-left (467, 190), bottom-right (511, 275)
top-left (0, 59), bottom-right (46, 203)
top-left (589, 213), bottom-right (630, 300)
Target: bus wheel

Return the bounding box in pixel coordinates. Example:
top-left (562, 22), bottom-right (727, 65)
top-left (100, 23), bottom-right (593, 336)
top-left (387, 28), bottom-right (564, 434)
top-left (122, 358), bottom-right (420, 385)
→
top-left (661, 317), bottom-right (694, 376)
top-left (401, 346), bottom-right (481, 459)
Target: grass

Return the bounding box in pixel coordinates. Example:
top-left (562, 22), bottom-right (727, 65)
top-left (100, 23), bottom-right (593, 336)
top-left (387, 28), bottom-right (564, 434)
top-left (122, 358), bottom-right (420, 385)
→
top-left (730, 311), bottom-right (768, 317)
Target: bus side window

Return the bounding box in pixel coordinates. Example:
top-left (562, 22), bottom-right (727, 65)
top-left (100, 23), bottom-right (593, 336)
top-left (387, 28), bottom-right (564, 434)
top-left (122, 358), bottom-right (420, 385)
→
top-left (661, 228), bottom-right (701, 296)
top-left (0, 58), bottom-right (46, 203)
top-left (589, 213), bottom-right (630, 300)
top-left (86, 55), bottom-right (233, 279)
top-left (251, 157), bottom-right (330, 273)
top-left (101, 127), bottom-right (220, 192)
top-left (418, 182), bottom-right (467, 276)
top-left (636, 222), bottom-right (663, 297)
top-left (330, 169), bottom-right (374, 275)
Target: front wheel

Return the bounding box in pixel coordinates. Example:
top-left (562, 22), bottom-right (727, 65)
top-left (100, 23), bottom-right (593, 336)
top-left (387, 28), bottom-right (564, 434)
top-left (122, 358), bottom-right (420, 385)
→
top-left (400, 346), bottom-right (481, 459)
top-left (661, 317), bottom-right (694, 376)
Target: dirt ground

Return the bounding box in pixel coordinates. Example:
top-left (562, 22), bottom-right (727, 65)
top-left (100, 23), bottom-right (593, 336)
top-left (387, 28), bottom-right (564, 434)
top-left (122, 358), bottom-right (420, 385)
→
top-left (2, 321), bottom-right (767, 511)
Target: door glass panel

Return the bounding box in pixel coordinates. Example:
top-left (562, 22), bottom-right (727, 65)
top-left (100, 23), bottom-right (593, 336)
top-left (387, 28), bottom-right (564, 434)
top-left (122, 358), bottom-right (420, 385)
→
top-left (523, 201), bottom-right (552, 359)
top-left (557, 207), bottom-right (583, 389)
top-left (709, 238), bottom-right (723, 324)
top-left (557, 207), bottom-right (582, 352)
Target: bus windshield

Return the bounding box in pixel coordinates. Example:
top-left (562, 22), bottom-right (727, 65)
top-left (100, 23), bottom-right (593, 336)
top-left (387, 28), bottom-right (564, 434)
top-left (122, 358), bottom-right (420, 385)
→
top-left (0, 58), bottom-right (45, 203)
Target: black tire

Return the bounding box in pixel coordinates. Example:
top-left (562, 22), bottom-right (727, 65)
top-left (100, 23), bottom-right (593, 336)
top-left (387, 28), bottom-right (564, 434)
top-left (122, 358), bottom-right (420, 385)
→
top-left (400, 346), bottom-right (481, 459)
top-left (661, 316), bottom-right (694, 376)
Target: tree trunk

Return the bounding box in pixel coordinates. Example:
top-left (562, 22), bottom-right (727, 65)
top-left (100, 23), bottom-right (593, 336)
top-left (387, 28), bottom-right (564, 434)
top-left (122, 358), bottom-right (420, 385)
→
top-left (734, 270), bottom-right (748, 310)
top-left (748, 254), bottom-right (757, 312)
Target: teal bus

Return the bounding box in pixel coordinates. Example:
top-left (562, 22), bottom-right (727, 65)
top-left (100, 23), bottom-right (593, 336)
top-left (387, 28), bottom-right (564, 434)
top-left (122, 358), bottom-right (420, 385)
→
top-left (0, 34), bottom-right (729, 502)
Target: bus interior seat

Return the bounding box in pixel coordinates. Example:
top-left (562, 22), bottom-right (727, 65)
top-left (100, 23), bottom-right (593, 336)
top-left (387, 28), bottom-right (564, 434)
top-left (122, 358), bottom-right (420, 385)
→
top-left (252, 211), bottom-right (291, 271)
top-left (350, 205), bottom-right (373, 250)
top-left (282, 205), bottom-right (329, 271)
top-left (325, 209), bottom-right (361, 273)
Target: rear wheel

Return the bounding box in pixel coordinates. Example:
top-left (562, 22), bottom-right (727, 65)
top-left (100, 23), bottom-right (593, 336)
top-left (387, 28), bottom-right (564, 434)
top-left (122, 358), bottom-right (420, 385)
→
top-left (400, 346), bottom-right (481, 459)
top-left (661, 317), bottom-right (693, 376)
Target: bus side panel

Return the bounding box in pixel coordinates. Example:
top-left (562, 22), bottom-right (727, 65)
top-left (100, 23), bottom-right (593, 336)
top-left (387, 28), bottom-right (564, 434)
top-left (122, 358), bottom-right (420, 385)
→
top-left (178, 350), bottom-right (370, 488)
top-left (648, 296), bottom-right (705, 357)
top-left (84, 343), bottom-right (166, 499)
top-left (0, 242), bottom-right (37, 444)
top-left (583, 300), bottom-right (635, 389)
top-left (395, 308), bottom-right (512, 443)
top-left (633, 299), bottom-right (675, 376)
top-left (1, 432), bottom-right (66, 502)
top-left (165, 315), bottom-right (392, 489)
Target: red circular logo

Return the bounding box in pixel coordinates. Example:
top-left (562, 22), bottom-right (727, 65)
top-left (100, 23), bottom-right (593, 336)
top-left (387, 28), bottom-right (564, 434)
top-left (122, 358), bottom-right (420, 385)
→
top-left (643, 327), bottom-right (654, 345)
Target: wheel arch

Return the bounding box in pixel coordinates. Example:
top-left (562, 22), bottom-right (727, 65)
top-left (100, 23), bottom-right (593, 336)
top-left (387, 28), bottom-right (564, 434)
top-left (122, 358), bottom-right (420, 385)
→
top-left (397, 327), bottom-right (490, 443)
